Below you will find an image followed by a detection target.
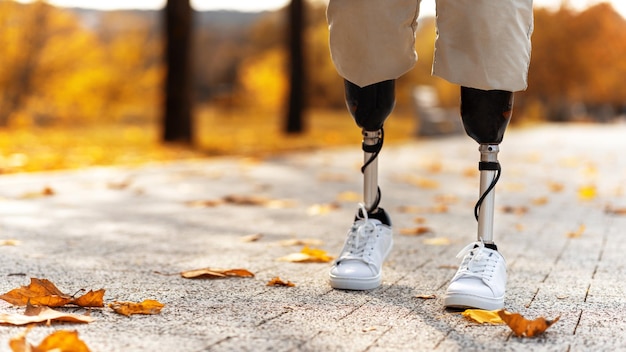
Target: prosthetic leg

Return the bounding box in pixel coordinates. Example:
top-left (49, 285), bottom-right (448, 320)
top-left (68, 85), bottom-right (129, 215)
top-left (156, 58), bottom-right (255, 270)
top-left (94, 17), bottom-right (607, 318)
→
top-left (344, 79), bottom-right (395, 222)
top-left (443, 86), bottom-right (513, 310)
top-left (329, 80), bottom-right (395, 290)
top-left (460, 87), bottom-right (513, 244)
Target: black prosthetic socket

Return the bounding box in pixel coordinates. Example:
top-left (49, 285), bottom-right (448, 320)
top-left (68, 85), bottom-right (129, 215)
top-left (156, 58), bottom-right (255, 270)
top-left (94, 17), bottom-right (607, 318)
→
top-left (355, 207), bottom-right (392, 226)
top-left (473, 243), bottom-right (498, 251)
top-left (344, 80), bottom-right (395, 131)
top-left (460, 87), bottom-right (513, 144)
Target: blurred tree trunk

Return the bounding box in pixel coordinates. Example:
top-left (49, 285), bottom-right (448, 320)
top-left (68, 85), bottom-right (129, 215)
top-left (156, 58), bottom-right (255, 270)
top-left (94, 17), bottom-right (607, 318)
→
top-left (162, 0), bottom-right (194, 144)
top-left (284, 0), bottom-right (306, 134)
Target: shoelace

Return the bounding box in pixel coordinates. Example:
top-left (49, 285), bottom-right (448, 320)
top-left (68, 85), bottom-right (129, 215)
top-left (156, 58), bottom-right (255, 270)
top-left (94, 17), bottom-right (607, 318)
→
top-left (454, 240), bottom-right (497, 281)
top-left (340, 204), bottom-right (377, 262)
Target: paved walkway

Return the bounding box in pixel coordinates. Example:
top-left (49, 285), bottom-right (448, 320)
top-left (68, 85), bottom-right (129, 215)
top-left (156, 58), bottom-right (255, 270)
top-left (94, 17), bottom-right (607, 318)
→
top-left (0, 123), bottom-right (624, 351)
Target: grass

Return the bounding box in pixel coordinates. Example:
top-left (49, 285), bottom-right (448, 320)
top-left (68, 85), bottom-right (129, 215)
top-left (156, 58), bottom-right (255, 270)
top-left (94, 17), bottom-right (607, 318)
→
top-left (0, 107), bottom-right (417, 174)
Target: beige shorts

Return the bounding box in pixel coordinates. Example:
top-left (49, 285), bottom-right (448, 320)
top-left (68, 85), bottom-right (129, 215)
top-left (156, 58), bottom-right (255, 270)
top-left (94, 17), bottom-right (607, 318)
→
top-left (327, 0), bottom-right (534, 91)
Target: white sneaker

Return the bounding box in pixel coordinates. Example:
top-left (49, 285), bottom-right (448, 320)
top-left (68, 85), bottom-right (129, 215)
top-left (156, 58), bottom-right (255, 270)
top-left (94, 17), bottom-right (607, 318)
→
top-left (444, 241), bottom-right (506, 310)
top-left (329, 205), bottom-right (393, 290)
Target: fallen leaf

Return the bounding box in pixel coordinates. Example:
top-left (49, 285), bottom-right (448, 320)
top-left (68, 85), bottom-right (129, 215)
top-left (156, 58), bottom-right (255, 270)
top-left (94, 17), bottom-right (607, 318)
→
top-left (72, 289), bottom-right (105, 308)
top-left (222, 194), bottom-right (269, 206)
top-left (497, 309), bottom-right (560, 337)
top-left (0, 239), bottom-right (20, 246)
top-left (397, 204), bottom-right (448, 214)
top-left (415, 294), bottom-right (436, 300)
top-left (548, 182), bottom-right (564, 192)
top-left (240, 233), bottom-right (263, 242)
top-left (1, 304), bottom-right (95, 325)
top-left (277, 238), bottom-right (324, 247)
top-left (462, 309), bottom-right (505, 324)
top-left (277, 247), bottom-right (333, 263)
top-left (0, 279), bottom-right (104, 308)
top-left (532, 197), bottom-right (549, 206)
top-left (423, 237), bottom-right (451, 246)
top-left (578, 185), bottom-right (596, 201)
top-left (10, 329), bottom-right (91, 352)
top-left (266, 277), bottom-right (295, 287)
top-left (180, 268), bottom-right (254, 279)
top-left (566, 224), bottom-right (585, 238)
top-left (397, 175), bottom-right (439, 189)
top-left (399, 227), bottom-right (432, 236)
top-left (19, 186), bottom-right (55, 199)
top-left (184, 199), bottom-right (223, 208)
top-left (336, 191), bottom-right (360, 202)
top-left (604, 205), bottom-right (626, 215)
top-left (501, 205), bottom-right (528, 215)
top-left (109, 299), bottom-right (164, 317)
top-left (307, 203), bottom-right (340, 215)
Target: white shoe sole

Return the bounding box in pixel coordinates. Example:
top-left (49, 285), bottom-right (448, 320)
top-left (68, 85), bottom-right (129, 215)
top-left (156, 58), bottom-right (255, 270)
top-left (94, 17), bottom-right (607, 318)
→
top-left (329, 238), bottom-right (393, 291)
top-left (443, 293), bottom-right (504, 311)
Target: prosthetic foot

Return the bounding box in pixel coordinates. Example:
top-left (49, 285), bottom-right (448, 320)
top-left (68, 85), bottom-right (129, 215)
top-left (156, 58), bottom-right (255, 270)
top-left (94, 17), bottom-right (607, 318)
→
top-left (330, 80), bottom-right (395, 290)
top-left (444, 87), bottom-right (513, 310)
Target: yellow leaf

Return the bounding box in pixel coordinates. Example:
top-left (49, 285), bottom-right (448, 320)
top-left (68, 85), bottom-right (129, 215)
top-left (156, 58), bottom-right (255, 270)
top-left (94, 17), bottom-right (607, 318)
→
top-left (462, 309), bottom-right (505, 324)
top-left (307, 203), bottom-right (340, 215)
top-left (497, 309), bottom-right (560, 337)
top-left (566, 224), bottom-right (585, 238)
top-left (423, 237), bottom-right (451, 246)
top-left (10, 329), bottom-right (92, 352)
top-left (109, 299), bottom-right (164, 317)
top-left (531, 197), bottom-right (549, 205)
top-left (336, 191), bottom-right (360, 202)
top-left (0, 239), bottom-right (20, 246)
top-left (277, 247), bottom-right (333, 263)
top-left (180, 268), bottom-right (254, 279)
top-left (578, 185), bottom-right (596, 201)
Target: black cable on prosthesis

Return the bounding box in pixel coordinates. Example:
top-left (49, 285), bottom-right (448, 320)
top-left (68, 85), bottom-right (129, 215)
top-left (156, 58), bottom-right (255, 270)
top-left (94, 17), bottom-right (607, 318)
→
top-left (473, 161), bottom-right (501, 221)
top-left (361, 128), bottom-right (384, 211)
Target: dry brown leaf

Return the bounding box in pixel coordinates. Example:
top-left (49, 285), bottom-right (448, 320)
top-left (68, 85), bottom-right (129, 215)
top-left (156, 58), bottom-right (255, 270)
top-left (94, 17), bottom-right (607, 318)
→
top-left (501, 205), bottom-right (528, 215)
top-left (72, 289), bottom-right (105, 308)
top-left (1, 305), bottom-right (95, 326)
top-left (497, 309), bottom-right (560, 337)
top-left (185, 199), bottom-right (223, 208)
top-left (399, 227), bottom-right (432, 236)
top-left (266, 277), bottom-right (295, 287)
top-left (277, 247), bottom-right (333, 263)
top-left (240, 233), bottom-right (263, 242)
top-left (397, 175), bottom-right (440, 189)
top-left (19, 186), bottom-right (55, 199)
top-left (109, 299), bottom-right (164, 317)
top-left (415, 294), bottom-right (436, 300)
top-left (548, 182), bottom-right (564, 192)
top-left (531, 197), bottom-right (549, 206)
top-left (605, 205), bottom-right (626, 215)
top-left (462, 309), bottom-right (505, 324)
top-left (0, 278), bottom-right (104, 308)
top-left (222, 194), bottom-right (269, 206)
top-left (566, 224), bottom-right (585, 238)
top-left (10, 329), bottom-right (91, 352)
top-left (397, 204), bottom-right (448, 214)
top-left (180, 267), bottom-right (255, 279)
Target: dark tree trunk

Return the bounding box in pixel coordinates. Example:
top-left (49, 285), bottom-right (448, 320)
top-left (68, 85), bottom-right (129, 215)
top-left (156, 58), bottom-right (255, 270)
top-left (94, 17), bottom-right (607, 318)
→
top-left (162, 0), bottom-right (194, 144)
top-left (284, 0), bottom-right (306, 134)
